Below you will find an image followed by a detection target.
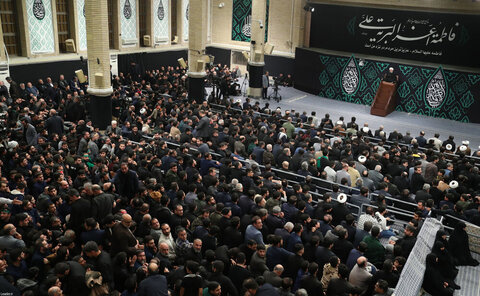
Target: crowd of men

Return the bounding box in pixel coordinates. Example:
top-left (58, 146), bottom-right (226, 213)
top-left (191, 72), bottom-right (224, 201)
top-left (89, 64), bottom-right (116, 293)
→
top-left (0, 64), bottom-right (479, 296)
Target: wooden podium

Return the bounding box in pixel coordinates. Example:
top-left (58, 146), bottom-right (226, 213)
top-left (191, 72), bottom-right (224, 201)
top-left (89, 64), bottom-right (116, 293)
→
top-left (370, 81), bottom-right (398, 117)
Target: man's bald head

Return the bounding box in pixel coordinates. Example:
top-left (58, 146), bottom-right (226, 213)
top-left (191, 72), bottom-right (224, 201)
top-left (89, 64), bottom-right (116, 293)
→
top-left (274, 264), bottom-right (284, 275)
top-left (357, 256), bottom-right (367, 267)
top-left (159, 242), bottom-right (169, 255)
top-left (121, 214), bottom-right (132, 227)
top-left (148, 262), bottom-right (159, 274)
top-left (3, 224), bottom-right (15, 235)
top-left (48, 286), bottom-right (62, 296)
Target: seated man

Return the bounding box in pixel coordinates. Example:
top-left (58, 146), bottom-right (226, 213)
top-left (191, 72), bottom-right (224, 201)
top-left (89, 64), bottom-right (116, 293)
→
top-left (349, 256), bottom-right (375, 293)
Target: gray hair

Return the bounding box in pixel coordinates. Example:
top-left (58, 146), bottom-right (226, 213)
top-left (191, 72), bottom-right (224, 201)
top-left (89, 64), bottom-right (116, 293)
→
top-left (284, 222), bottom-right (294, 231)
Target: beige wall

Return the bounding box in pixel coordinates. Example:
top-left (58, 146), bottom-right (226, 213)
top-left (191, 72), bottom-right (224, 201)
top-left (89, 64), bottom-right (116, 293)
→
top-left (0, 17), bottom-right (6, 61)
top-left (210, 0), bottom-right (306, 54)
top-left (3, 0), bottom-right (478, 62)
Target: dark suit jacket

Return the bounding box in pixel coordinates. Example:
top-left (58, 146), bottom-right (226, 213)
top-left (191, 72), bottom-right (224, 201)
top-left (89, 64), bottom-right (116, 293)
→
top-left (137, 274), bottom-right (168, 296)
top-left (46, 115), bottom-right (64, 136)
top-left (111, 223), bottom-right (137, 255)
top-left (69, 198), bottom-right (91, 233)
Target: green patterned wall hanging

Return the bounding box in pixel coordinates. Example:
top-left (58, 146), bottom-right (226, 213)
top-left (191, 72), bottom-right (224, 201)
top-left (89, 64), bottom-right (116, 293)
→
top-left (315, 53), bottom-right (480, 123)
top-left (232, 0), bottom-right (269, 42)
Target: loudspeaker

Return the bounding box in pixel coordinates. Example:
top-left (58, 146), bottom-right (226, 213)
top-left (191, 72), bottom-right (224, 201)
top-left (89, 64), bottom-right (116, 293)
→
top-left (254, 51), bottom-right (262, 62)
top-left (196, 60), bottom-right (205, 71)
top-left (143, 35), bottom-right (151, 46)
top-left (75, 69), bottom-right (87, 83)
top-left (242, 51), bottom-right (250, 61)
top-left (264, 44), bottom-right (274, 55)
top-left (65, 39), bottom-right (76, 52)
top-left (177, 58), bottom-right (187, 69)
top-left (95, 73), bottom-right (104, 86)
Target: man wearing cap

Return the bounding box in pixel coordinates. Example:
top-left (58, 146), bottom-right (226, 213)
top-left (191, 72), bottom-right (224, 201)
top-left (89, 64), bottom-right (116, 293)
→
top-left (457, 140), bottom-right (471, 156)
top-left (383, 67), bottom-right (398, 83)
top-left (356, 156), bottom-right (368, 176)
top-left (332, 194), bottom-right (350, 226)
top-left (442, 135), bottom-right (456, 152)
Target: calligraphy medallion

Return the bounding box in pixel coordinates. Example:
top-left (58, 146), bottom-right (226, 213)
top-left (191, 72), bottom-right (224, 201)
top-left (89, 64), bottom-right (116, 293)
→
top-left (341, 56), bottom-right (360, 95)
top-left (424, 67), bottom-right (447, 109)
top-left (124, 0), bottom-right (132, 19)
top-left (33, 0), bottom-right (46, 20)
top-left (157, 0), bottom-right (165, 21)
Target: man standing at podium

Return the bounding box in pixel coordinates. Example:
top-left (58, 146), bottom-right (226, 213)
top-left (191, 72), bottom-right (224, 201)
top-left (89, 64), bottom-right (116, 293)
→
top-left (383, 67), bottom-right (398, 83)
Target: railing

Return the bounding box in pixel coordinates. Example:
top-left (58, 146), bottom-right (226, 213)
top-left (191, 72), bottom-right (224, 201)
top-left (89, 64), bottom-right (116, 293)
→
top-left (139, 134), bottom-right (475, 237)
top-left (209, 103), bottom-right (480, 167)
top-left (394, 218), bottom-right (443, 296)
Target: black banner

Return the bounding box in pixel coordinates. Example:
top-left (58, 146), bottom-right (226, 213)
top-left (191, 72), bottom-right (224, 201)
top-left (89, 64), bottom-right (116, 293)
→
top-left (310, 3), bottom-right (480, 68)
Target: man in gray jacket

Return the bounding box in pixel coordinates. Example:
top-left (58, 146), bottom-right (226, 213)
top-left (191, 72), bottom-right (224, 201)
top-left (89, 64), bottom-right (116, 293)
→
top-left (21, 117), bottom-right (37, 146)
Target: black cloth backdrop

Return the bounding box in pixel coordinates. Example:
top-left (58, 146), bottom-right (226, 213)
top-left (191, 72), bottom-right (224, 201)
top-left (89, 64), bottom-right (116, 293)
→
top-left (294, 47), bottom-right (480, 123)
top-left (10, 60), bottom-right (87, 85)
top-left (117, 50), bottom-right (188, 75)
top-left (309, 3), bottom-right (480, 68)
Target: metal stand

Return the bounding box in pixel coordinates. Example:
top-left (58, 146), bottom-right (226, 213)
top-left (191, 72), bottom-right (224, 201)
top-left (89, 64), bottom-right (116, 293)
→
top-left (268, 84), bottom-right (282, 102)
top-left (240, 73), bottom-right (249, 97)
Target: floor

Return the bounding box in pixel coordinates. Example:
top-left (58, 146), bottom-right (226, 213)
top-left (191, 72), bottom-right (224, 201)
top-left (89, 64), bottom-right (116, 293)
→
top-left (227, 80), bottom-right (480, 151)
top-left (454, 252), bottom-right (480, 296)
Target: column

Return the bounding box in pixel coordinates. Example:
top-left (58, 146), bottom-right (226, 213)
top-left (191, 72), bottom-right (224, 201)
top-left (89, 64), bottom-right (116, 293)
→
top-left (85, 0), bottom-right (113, 129)
top-left (247, 0), bottom-right (267, 99)
top-left (0, 18), bottom-right (6, 62)
top-left (145, 0), bottom-right (153, 47)
top-left (111, 0), bottom-right (121, 49)
top-left (187, 0), bottom-right (207, 102)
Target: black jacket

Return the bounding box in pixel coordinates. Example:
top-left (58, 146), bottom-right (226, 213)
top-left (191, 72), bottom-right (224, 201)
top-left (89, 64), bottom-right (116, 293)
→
top-left (68, 198), bottom-right (91, 233)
